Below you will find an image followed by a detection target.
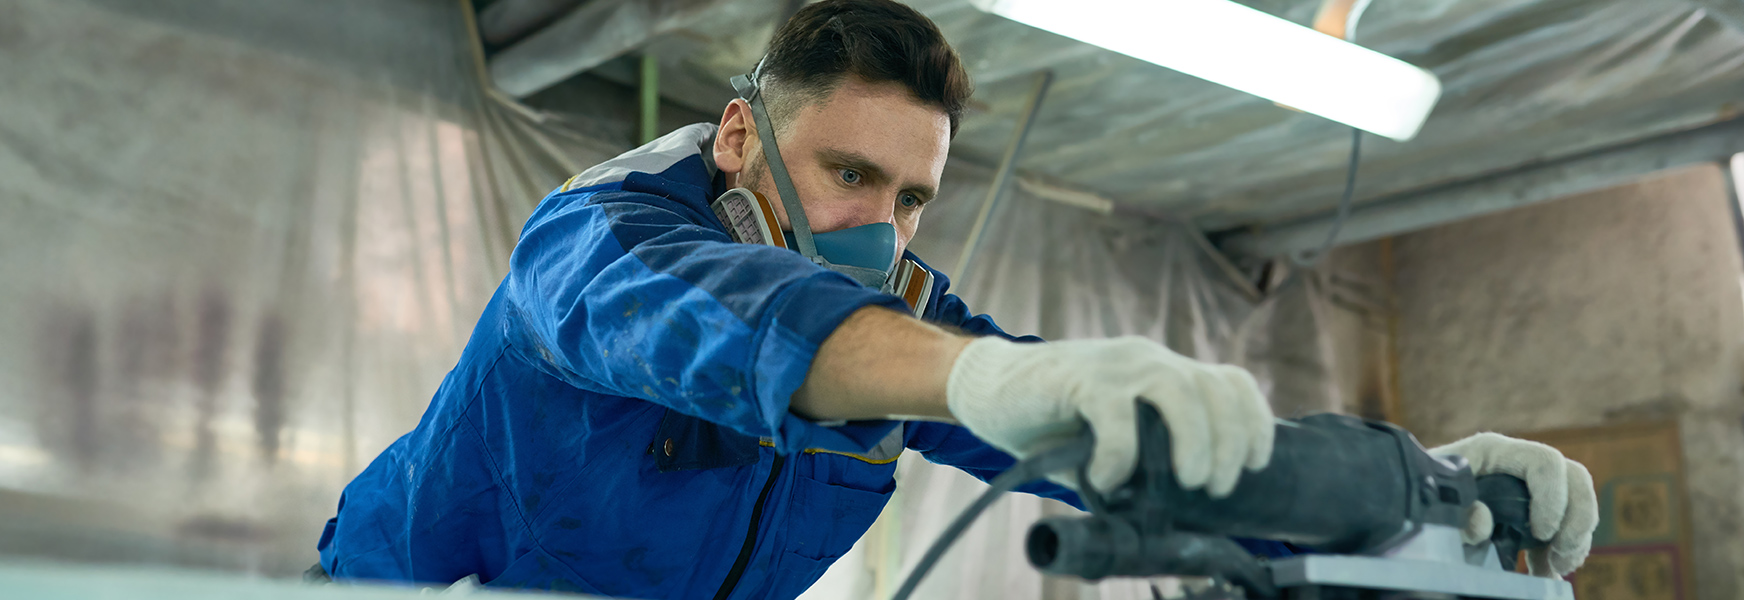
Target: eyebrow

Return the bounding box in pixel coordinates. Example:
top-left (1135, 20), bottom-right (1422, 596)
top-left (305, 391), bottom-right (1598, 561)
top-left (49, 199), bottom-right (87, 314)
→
top-left (815, 147), bottom-right (938, 202)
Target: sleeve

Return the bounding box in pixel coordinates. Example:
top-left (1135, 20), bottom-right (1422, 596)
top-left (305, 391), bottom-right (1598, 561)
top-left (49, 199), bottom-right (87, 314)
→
top-left (901, 261), bottom-right (1081, 505)
top-left (927, 291), bottom-right (1044, 342)
top-left (910, 256), bottom-right (1040, 341)
top-left (904, 422), bottom-right (1084, 509)
top-left (505, 187), bottom-right (911, 454)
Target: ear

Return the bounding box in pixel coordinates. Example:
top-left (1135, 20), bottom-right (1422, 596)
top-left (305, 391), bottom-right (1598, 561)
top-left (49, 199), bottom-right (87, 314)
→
top-left (713, 98), bottom-right (756, 177)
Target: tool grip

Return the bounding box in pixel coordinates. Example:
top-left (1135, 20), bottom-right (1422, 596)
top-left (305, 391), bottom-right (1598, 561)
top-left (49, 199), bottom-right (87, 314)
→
top-left (1475, 474), bottom-right (1549, 572)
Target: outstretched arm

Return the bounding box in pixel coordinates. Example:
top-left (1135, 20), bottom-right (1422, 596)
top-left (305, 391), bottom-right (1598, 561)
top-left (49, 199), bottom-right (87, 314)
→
top-left (792, 282), bottom-right (1275, 495)
top-left (790, 306), bottom-right (968, 422)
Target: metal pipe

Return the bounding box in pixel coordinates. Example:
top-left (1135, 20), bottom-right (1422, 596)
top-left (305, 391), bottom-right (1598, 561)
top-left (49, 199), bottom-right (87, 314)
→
top-left (1221, 117), bottom-right (1744, 259)
top-left (640, 53), bottom-right (660, 145)
top-left (952, 71), bottom-right (1053, 282)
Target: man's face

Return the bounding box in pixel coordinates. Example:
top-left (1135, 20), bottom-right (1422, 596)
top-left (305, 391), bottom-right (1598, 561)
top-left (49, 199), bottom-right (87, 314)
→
top-left (714, 77), bottom-right (952, 255)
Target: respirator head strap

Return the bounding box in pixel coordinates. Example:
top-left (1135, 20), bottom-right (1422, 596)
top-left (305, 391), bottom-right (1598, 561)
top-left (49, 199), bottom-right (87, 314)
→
top-left (731, 59), bottom-right (821, 262)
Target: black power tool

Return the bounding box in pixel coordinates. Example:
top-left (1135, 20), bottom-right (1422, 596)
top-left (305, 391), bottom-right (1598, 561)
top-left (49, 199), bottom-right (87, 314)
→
top-left (893, 407), bottom-right (1574, 600)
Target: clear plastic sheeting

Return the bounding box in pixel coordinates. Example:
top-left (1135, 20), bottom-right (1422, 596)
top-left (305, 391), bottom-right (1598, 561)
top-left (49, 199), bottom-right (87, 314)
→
top-left (0, 0), bottom-right (1357, 597)
top-left (0, 0), bottom-right (604, 576)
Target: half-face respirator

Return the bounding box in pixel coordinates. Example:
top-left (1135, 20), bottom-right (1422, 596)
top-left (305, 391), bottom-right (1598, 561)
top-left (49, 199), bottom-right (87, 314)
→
top-left (710, 61), bottom-right (935, 317)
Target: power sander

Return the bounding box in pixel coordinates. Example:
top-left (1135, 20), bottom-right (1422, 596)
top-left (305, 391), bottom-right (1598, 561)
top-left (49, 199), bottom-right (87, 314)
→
top-left (891, 407), bottom-right (1576, 600)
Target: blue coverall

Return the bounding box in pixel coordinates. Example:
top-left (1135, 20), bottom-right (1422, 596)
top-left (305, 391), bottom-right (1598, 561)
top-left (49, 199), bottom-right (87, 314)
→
top-left (316, 124), bottom-right (1088, 598)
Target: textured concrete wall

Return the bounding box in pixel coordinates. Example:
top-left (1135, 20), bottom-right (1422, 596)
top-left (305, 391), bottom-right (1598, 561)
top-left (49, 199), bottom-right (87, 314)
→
top-left (1392, 163), bottom-right (1744, 600)
top-left (1322, 239), bottom-right (1399, 422)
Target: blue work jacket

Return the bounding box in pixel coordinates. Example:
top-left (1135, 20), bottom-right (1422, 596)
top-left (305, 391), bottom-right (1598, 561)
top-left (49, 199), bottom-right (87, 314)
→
top-left (315, 124), bottom-right (1087, 599)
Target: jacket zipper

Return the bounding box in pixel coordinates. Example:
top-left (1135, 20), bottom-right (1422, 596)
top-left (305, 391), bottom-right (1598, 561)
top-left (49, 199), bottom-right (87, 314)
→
top-left (712, 452), bottom-right (786, 600)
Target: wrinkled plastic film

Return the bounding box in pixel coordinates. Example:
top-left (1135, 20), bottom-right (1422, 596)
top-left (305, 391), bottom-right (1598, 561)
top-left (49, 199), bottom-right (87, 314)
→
top-left (0, 0), bottom-right (607, 576)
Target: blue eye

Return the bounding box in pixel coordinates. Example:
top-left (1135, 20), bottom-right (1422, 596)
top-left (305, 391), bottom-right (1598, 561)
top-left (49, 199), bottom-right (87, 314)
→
top-left (899, 194), bottom-right (920, 208)
top-left (839, 169), bottom-right (861, 185)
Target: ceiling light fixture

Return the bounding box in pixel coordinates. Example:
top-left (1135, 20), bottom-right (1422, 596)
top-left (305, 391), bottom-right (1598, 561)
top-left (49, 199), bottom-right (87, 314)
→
top-left (969, 0), bottom-right (1442, 141)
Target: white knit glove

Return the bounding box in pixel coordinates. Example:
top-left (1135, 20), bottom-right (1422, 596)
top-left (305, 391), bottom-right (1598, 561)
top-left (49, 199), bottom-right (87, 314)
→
top-left (946, 336), bottom-right (1275, 495)
top-left (1430, 432), bottom-right (1598, 577)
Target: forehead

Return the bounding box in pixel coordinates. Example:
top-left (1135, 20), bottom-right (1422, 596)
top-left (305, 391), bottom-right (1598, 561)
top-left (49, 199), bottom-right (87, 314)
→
top-left (783, 78), bottom-right (952, 179)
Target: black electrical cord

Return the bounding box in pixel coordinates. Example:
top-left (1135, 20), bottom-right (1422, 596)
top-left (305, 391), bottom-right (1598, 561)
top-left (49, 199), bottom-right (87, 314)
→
top-left (889, 437), bottom-right (1095, 600)
top-left (1289, 127), bottom-right (1363, 268)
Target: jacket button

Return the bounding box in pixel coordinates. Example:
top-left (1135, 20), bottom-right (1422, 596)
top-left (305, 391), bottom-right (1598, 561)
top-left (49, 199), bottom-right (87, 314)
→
top-left (663, 438), bottom-right (675, 457)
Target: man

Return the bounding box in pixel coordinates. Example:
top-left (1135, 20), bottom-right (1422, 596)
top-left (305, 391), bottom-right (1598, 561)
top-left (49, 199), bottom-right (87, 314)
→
top-left (316, 1), bottom-right (1598, 597)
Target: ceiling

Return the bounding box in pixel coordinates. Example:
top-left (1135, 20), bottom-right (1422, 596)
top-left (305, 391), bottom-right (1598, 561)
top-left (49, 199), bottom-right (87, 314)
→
top-left (486, 0), bottom-right (1744, 234)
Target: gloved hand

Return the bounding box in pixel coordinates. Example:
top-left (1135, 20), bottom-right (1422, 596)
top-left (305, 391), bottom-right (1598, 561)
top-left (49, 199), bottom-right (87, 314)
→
top-left (1430, 432), bottom-right (1598, 578)
top-left (946, 336), bottom-right (1275, 496)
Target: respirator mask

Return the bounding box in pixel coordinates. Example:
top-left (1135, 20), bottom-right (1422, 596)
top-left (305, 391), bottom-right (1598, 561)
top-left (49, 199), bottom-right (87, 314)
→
top-left (712, 60), bottom-right (934, 316)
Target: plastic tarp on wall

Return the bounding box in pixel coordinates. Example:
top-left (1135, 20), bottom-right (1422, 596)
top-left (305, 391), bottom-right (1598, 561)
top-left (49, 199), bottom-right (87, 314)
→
top-left (0, 0), bottom-right (602, 573)
top-left (0, 0), bottom-right (1352, 597)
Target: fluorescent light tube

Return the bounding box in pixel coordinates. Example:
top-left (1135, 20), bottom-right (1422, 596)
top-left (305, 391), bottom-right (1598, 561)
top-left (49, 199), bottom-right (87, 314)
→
top-left (970, 0), bottom-right (1442, 141)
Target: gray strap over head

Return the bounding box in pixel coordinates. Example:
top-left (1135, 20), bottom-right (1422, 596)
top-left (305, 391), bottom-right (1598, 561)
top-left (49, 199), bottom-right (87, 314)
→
top-left (730, 60), bottom-right (822, 262)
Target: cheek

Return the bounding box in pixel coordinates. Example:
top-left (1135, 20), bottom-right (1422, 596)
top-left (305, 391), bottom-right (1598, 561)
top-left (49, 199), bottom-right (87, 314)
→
top-left (896, 209), bottom-right (923, 250)
top-left (789, 167), bottom-right (855, 228)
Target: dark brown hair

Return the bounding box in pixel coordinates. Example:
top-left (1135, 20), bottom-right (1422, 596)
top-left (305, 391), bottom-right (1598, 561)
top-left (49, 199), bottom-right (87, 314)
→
top-left (759, 0), bottom-right (973, 137)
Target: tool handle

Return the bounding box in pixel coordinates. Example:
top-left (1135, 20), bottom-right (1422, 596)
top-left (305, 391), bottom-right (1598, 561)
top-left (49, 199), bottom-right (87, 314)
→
top-left (1475, 474), bottom-right (1549, 572)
